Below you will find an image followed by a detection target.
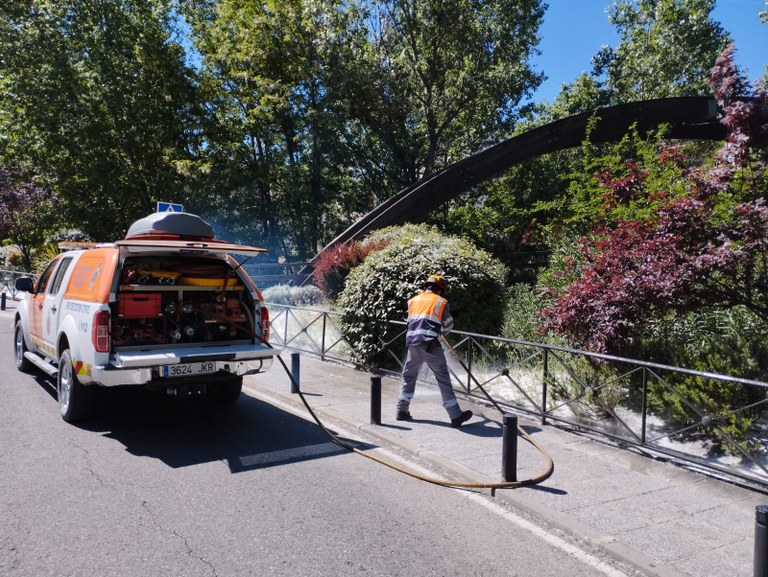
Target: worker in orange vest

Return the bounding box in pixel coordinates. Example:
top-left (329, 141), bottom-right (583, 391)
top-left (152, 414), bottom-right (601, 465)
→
top-left (396, 274), bottom-right (473, 428)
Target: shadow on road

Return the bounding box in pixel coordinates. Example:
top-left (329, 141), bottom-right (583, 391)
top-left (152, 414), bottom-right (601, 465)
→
top-left (69, 386), bottom-right (371, 473)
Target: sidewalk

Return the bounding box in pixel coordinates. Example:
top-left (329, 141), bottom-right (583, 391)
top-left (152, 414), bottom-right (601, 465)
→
top-left (247, 352), bottom-right (767, 577)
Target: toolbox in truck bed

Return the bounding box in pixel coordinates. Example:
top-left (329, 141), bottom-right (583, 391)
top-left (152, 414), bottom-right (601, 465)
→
top-left (116, 293), bottom-right (163, 318)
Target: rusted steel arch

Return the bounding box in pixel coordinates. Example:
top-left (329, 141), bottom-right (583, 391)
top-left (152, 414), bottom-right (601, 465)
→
top-left (318, 96), bottom-right (725, 260)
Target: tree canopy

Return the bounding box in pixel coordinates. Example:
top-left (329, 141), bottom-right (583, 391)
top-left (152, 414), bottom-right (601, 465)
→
top-left (593, 0), bottom-right (730, 102)
top-left (442, 0), bottom-right (736, 283)
top-left (0, 0), bottom-right (201, 238)
top-left (348, 0), bottom-right (545, 184)
top-left (179, 0), bottom-right (546, 258)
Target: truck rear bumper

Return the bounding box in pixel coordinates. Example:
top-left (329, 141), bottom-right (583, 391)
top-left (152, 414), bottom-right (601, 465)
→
top-left (87, 343), bottom-right (278, 387)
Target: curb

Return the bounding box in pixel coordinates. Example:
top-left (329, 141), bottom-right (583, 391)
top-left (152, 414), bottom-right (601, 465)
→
top-left (245, 383), bottom-right (689, 577)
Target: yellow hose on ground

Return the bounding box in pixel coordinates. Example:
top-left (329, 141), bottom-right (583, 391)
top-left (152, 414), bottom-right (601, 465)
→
top-left (275, 348), bottom-right (554, 492)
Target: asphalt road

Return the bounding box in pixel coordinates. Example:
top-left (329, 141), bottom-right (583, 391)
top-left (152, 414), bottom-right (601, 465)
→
top-left (0, 310), bottom-right (639, 577)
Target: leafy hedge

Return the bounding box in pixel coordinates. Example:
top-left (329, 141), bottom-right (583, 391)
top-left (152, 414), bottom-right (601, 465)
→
top-left (336, 224), bottom-right (508, 369)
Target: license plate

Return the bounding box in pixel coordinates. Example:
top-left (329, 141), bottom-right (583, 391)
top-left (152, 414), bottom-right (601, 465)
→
top-left (162, 361), bottom-right (217, 378)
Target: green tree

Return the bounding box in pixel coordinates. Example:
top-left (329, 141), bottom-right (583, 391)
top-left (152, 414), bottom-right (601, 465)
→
top-left (440, 155), bottom-right (568, 283)
top-left (346, 0), bottom-right (546, 189)
top-left (541, 73), bottom-right (611, 121)
top-left (0, 0), bottom-right (200, 239)
top-left (593, 0), bottom-right (730, 102)
top-left (183, 0), bottom-right (371, 258)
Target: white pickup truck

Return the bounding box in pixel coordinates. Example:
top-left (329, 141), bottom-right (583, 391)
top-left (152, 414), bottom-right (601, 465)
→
top-left (13, 212), bottom-right (278, 422)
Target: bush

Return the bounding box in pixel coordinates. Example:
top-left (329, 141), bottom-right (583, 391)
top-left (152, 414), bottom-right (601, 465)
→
top-left (311, 239), bottom-right (390, 299)
top-left (262, 284), bottom-right (325, 306)
top-left (547, 355), bottom-right (626, 421)
top-left (636, 307), bottom-right (768, 453)
top-left (45, 229), bottom-right (93, 244)
top-left (336, 224), bottom-right (508, 369)
top-left (32, 243), bottom-right (60, 272)
top-left (502, 283), bottom-right (557, 344)
top-left (0, 244), bottom-right (24, 271)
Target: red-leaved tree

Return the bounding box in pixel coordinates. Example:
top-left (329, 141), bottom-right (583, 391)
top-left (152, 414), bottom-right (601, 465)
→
top-left (311, 239), bottom-right (391, 299)
top-left (541, 46), bottom-right (768, 355)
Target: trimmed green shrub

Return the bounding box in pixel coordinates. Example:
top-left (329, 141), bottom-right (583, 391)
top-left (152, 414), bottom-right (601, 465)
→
top-left (336, 224), bottom-right (508, 369)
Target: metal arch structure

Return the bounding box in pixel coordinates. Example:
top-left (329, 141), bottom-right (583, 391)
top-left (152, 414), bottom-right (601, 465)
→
top-left (315, 96), bottom-right (725, 262)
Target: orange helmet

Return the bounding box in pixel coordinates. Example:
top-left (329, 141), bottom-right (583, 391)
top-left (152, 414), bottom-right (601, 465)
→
top-left (423, 274), bottom-right (447, 292)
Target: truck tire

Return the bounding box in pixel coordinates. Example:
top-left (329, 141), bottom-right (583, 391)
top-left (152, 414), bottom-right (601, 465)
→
top-left (14, 320), bottom-right (33, 373)
top-left (58, 349), bottom-right (95, 422)
top-left (207, 376), bottom-right (243, 405)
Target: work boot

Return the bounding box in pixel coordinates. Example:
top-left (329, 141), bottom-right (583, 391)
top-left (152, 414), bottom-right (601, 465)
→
top-left (450, 410), bottom-right (473, 428)
top-left (396, 411), bottom-right (412, 421)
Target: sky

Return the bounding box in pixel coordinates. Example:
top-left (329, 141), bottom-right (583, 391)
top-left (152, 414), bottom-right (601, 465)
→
top-left (531, 0), bottom-right (767, 103)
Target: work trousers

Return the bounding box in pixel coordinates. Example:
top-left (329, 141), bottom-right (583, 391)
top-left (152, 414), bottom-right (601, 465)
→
top-left (396, 340), bottom-right (461, 419)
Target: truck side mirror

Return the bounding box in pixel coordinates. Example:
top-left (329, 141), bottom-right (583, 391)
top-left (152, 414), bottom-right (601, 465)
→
top-left (14, 277), bottom-right (34, 293)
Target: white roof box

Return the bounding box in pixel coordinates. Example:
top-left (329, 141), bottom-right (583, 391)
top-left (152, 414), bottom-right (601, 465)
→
top-left (125, 212), bottom-right (215, 240)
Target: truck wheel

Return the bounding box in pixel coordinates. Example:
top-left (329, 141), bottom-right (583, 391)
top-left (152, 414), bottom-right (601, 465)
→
top-left (207, 376), bottom-right (243, 405)
top-left (14, 321), bottom-right (33, 373)
top-left (57, 349), bottom-right (95, 423)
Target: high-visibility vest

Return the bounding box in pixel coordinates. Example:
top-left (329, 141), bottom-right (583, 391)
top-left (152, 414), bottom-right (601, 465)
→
top-left (405, 290), bottom-right (453, 346)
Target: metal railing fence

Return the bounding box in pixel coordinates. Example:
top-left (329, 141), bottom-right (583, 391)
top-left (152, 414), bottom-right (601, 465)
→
top-left (267, 302), bottom-right (768, 490)
top-left (242, 262), bottom-right (311, 288)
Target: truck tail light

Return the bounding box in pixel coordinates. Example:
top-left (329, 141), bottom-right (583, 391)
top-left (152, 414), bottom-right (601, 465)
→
top-left (260, 306), bottom-right (270, 342)
top-left (93, 310), bottom-right (110, 353)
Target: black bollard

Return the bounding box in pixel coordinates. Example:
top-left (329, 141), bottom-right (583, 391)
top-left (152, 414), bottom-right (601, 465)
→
top-left (370, 374), bottom-right (381, 425)
top-left (0, 292), bottom-right (5, 311)
top-left (502, 413), bottom-right (518, 482)
top-left (756, 505), bottom-right (768, 577)
top-left (290, 352), bottom-right (300, 393)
